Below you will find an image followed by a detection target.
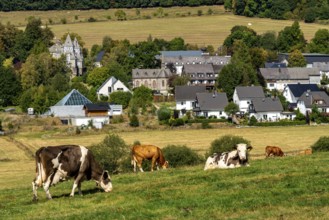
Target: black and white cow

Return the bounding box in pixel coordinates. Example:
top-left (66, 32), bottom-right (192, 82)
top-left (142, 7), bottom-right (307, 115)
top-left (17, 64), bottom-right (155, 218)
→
top-left (204, 143), bottom-right (253, 170)
top-left (32, 145), bottom-right (112, 201)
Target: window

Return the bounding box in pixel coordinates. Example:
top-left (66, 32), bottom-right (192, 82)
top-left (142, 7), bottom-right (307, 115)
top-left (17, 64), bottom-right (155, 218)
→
top-left (117, 88), bottom-right (123, 91)
top-left (108, 87), bottom-right (112, 93)
top-left (162, 80), bottom-right (165, 87)
top-left (269, 83), bottom-right (274, 87)
top-left (263, 115), bottom-right (268, 120)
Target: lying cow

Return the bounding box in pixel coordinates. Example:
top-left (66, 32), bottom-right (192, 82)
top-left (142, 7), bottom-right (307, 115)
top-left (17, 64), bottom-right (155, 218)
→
top-left (265, 146), bottom-right (284, 158)
top-left (204, 143), bottom-right (253, 170)
top-left (32, 145), bottom-right (113, 201)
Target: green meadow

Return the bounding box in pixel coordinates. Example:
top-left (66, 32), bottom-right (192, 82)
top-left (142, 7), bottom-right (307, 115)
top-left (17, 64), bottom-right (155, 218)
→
top-left (1, 123), bottom-right (329, 219)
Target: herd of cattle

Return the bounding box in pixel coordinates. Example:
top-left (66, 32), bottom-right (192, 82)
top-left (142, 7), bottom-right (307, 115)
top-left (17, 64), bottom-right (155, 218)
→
top-left (32, 143), bottom-right (311, 201)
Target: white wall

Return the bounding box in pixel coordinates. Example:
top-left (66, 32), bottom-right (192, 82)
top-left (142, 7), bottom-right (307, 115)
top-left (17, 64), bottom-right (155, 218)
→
top-left (249, 112), bottom-right (282, 122)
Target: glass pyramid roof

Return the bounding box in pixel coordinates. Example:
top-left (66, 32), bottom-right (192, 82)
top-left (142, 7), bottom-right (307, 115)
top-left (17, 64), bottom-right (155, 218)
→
top-left (54, 89), bottom-right (92, 106)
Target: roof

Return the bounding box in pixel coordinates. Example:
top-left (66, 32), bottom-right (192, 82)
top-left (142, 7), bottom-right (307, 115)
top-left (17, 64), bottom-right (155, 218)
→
top-left (298, 91), bottom-right (329, 108)
top-left (251, 97), bottom-right (283, 112)
top-left (183, 64), bottom-right (214, 74)
top-left (54, 89), bottom-right (92, 106)
top-left (132, 68), bottom-right (173, 79)
top-left (97, 76), bottom-right (117, 92)
top-left (83, 103), bottom-right (110, 111)
top-left (196, 92), bottom-right (228, 111)
top-left (278, 53), bottom-right (329, 65)
top-left (95, 51), bottom-right (105, 62)
top-left (161, 56), bottom-right (231, 66)
top-left (264, 62), bottom-right (287, 68)
top-left (158, 50), bottom-right (203, 58)
top-left (175, 85), bottom-right (207, 101)
top-left (235, 86), bottom-right (265, 99)
top-left (259, 67), bottom-right (320, 80)
top-left (286, 84), bottom-right (320, 98)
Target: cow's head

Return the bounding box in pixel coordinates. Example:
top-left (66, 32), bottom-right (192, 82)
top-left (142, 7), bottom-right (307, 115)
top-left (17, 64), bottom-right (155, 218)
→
top-left (99, 171), bottom-right (113, 192)
top-left (162, 161), bottom-right (169, 169)
top-left (234, 143), bottom-right (253, 162)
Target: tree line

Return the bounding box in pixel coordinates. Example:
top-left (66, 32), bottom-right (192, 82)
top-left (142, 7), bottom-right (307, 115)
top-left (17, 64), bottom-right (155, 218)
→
top-left (0, 0), bottom-right (224, 11)
top-left (224, 0), bottom-right (329, 23)
top-left (0, 16), bottom-right (328, 113)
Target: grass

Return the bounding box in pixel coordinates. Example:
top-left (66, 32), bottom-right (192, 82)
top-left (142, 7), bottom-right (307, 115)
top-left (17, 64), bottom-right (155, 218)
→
top-left (0, 152), bottom-right (329, 219)
top-left (0, 6), bottom-right (327, 49)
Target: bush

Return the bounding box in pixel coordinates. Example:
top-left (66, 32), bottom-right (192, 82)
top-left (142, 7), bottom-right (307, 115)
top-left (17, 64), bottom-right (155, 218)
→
top-left (129, 114), bottom-right (139, 127)
top-left (162, 145), bottom-right (203, 168)
top-left (207, 135), bottom-right (250, 157)
top-left (157, 106), bottom-right (171, 122)
top-left (169, 118), bottom-right (185, 127)
top-left (311, 136), bottom-right (329, 152)
top-left (91, 134), bottom-right (129, 173)
top-left (248, 116), bottom-right (257, 126)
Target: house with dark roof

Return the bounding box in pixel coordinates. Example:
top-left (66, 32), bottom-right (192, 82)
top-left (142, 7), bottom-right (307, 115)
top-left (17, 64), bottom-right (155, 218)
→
top-left (132, 68), bottom-right (173, 95)
top-left (182, 64), bottom-right (217, 89)
top-left (94, 51), bottom-right (105, 67)
top-left (175, 85), bottom-right (207, 117)
top-left (283, 84), bottom-right (320, 103)
top-left (233, 86), bottom-right (265, 114)
top-left (278, 53), bottom-right (329, 67)
top-left (193, 92), bottom-right (228, 119)
top-left (259, 67), bottom-right (321, 91)
top-left (97, 76), bottom-right (130, 100)
top-left (297, 91), bottom-right (329, 115)
top-left (248, 97), bottom-right (286, 122)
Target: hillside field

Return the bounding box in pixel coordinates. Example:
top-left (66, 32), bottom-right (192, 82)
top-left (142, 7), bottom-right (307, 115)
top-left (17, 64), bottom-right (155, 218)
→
top-left (1, 6), bottom-right (328, 49)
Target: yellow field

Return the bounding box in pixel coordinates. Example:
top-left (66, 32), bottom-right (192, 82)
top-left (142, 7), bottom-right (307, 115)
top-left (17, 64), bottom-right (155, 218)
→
top-left (1, 6), bottom-right (327, 49)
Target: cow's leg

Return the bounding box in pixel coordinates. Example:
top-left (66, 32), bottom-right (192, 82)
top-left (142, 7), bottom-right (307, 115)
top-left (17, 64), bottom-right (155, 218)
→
top-left (43, 180), bottom-right (52, 200)
top-left (32, 180), bottom-right (38, 201)
top-left (151, 157), bottom-right (157, 171)
top-left (70, 173), bottom-right (84, 197)
top-left (137, 161), bottom-right (144, 172)
top-left (77, 182), bottom-right (82, 195)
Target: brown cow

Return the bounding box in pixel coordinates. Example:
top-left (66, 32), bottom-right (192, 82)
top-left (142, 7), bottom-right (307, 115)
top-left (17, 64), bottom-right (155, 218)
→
top-left (265, 146), bottom-right (284, 158)
top-left (131, 145), bottom-right (169, 172)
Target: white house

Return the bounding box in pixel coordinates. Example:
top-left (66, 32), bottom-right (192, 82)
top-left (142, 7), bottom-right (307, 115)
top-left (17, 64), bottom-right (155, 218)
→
top-left (97, 76), bottom-right (130, 100)
top-left (193, 92), bottom-right (228, 119)
top-left (175, 85), bottom-right (207, 117)
top-left (259, 67), bottom-right (321, 91)
top-left (296, 91), bottom-right (329, 115)
top-left (233, 86), bottom-right (265, 114)
top-left (282, 84), bottom-right (320, 103)
top-left (248, 97), bottom-right (285, 122)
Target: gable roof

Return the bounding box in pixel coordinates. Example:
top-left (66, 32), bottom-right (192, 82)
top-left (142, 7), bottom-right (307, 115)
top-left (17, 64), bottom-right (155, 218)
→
top-left (278, 53), bottom-right (329, 65)
top-left (132, 68), bottom-right (173, 79)
top-left (95, 51), bottom-right (105, 62)
top-left (196, 92), bottom-right (228, 111)
top-left (251, 97), bottom-right (283, 112)
top-left (54, 89), bottom-right (92, 106)
top-left (235, 86), bottom-right (265, 99)
top-left (158, 50), bottom-right (203, 58)
top-left (175, 85), bottom-right (207, 101)
top-left (260, 67), bottom-right (320, 80)
top-left (298, 91), bottom-right (329, 108)
top-left (264, 62), bottom-right (287, 68)
top-left (97, 76), bottom-right (118, 92)
top-left (183, 64), bottom-right (214, 74)
top-left (286, 84), bottom-right (320, 98)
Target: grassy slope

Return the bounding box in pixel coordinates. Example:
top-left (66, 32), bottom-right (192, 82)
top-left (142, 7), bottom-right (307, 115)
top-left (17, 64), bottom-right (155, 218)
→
top-left (0, 152), bottom-right (328, 219)
top-left (1, 6), bottom-right (327, 49)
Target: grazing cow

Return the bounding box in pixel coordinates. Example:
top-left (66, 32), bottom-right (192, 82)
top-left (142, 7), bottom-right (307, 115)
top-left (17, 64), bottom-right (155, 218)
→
top-left (204, 143), bottom-right (253, 170)
top-left (32, 145), bottom-right (112, 201)
top-left (265, 146), bottom-right (284, 158)
top-left (131, 145), bottom-right (169, 172)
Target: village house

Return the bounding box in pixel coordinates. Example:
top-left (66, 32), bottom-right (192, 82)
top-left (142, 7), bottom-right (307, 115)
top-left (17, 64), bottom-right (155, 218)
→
top-left (283, 84), bottom-right (320, 104)
top-left (193, 92), bottom-right (228, 119)
top-left (248, 97), bottom-right (286, 122)
top-left (175, 85), bottom-right (207, 117)
top-left (182, 64), bottom-right (217, 90)
top-left (259, 67), bottom-right (321, 91)
top-left (132, 68), bottom-right (173, 95)
top-left (297, 91), bottom-right (329, 116)
top-left (233, 86), bottom-right (265, 114)
top-left (97, 76), bottom-right (130, 100)
top-left (278, 53), bottom-right (329, 68)
top-left (49, 34), bottom-right (84, 76)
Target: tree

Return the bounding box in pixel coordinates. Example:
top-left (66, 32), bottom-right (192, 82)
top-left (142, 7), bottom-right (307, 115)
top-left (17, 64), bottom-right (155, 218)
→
top-left (277, 21), bottom-right (306, 52)
top-left (115, 10), bottom-right (127, 20)
top-left (288, 49), bottom-right (307, 67)
top-left (131, 85), bottom-right (153, 109)
top-left (86, 67), bottom-right (110, 87)
top-left (259, 31), bottom-right (277, 51)
top-left (128, 41), bottom-right (160, 69)
top-left (0, 66), bottom-right (21, 106)
top-left (109, 91), bottom-right (132, 109)
top-left (224, 102), bottom-right (239, 117)
top-left (307, 29), bottom-right (329, 54)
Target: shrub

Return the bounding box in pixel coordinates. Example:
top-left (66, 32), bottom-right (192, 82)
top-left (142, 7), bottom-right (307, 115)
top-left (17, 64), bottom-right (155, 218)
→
top-left (91, 134), bottom-right (129, 173)
top-left (88, 17), bottom-right (97, 22)
top-left (169, 118), bottom-right (185, 127)
top-left (311, 136), bottom-right (329, 152)
top-left (157, 106), bottom-right (171, 122)
top-left (201, 121), bottom-right (212, 129)
top-left (207, 135), bottom-right (250, 157)
top-left (129, 114), bottom-right (139, 127)
top-left (162, 145), bottom-right (203, 168)
top-left (248, 116), bottom-right (257, 126)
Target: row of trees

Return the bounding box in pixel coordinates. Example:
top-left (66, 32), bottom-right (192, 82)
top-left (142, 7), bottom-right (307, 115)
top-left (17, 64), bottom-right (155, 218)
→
top-left (224, 0), bottom-right (329, 23)
top-left (0, 0), bottom-right (224, 11)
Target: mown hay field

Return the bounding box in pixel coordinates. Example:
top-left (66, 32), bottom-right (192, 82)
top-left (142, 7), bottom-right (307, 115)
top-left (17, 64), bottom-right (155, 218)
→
top-left (1, 6), bottom-right (328, 49)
